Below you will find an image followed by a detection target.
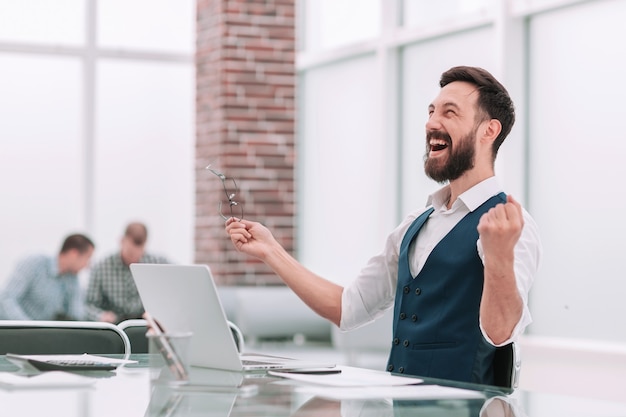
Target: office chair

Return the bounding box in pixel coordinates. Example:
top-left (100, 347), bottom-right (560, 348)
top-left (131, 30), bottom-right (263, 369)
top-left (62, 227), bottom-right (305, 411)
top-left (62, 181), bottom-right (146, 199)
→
top-left (228, 320), bottom-right (245, 353)
top-left (493, 342), bottom-right (521, 391)
top-left (0, 320), bottom-right (131, 359)
top-left (117, 318), bottom-right (245, 354)
top-left (118, 319), bottom-right (150, 353)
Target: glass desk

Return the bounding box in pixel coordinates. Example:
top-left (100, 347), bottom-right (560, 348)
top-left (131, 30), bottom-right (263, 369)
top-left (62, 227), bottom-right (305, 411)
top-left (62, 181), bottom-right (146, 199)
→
top-left (2, 354), bottom-right (626, 417)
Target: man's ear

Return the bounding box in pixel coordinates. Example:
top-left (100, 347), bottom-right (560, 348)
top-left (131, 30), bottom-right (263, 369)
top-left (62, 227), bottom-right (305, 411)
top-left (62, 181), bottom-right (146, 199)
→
top-left (481, 119), bottom-right (502, 144)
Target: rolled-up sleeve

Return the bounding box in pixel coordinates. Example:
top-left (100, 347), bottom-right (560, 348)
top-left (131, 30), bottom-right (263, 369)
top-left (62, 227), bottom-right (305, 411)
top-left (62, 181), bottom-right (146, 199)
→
top-left (340, 217), bottom-right (417, 331)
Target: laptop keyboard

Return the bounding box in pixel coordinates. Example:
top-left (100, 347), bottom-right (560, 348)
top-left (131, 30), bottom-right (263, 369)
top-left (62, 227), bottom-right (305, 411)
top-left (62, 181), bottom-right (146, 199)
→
top-left (241, 359), bottom-right (276, 366)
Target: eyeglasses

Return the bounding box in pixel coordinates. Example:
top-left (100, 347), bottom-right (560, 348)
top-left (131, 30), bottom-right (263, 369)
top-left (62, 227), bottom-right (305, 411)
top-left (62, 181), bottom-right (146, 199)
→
top-left (205, 164), bottom-right (244, 220)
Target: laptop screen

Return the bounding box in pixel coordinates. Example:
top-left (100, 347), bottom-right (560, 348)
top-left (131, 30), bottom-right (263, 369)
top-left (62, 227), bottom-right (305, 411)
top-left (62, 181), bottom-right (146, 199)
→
top-left (130, 263), bottom-right (243, 370)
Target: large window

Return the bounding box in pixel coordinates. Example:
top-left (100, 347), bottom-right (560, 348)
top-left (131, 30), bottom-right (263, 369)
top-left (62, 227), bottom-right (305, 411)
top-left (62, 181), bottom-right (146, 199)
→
top-left (298, 55), bottom-right (393, 285)
top-left (300, 0), bottom-right (380, 52)
top-left (0, 0), bottom-right (195, 285)
top-left (0, 54), bottom-right (84, 260)
top-left (402, 0), bottom-right (493, 28)
top-left (527, 0), bottom-right (626, 343)
top-left (94, 60), bottom-right (194, 264)
top-left (0, 0), bottom-right (85, 45)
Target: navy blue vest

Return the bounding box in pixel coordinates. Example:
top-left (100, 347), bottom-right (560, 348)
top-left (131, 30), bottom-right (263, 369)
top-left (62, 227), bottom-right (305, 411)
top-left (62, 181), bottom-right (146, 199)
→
top-left (387, 193), bottom-right (506, 384)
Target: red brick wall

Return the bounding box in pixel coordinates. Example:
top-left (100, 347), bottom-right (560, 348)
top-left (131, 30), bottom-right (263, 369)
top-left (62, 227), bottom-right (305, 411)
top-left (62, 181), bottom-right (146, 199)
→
top-left (195, 0), bottom-right (296, 285)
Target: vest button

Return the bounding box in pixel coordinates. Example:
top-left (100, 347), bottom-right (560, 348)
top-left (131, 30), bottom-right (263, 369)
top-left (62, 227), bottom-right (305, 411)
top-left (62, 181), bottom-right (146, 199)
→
top-left (403, 339), bottom-right (410, 347)
top-left (415, 288), bottom-right (421, 295)
top-left (403, 286), bottom-right (410, 294)
top-left (411, 314), bottom-right (417, 322)
top-left (387, 364), bottom-right (394, 372)
top-left (393, 338), bottom-right (399, 345)
top-left (398, 367), bottom-right (404, 373)
top-left (399, 312), bottom-right (406, 320)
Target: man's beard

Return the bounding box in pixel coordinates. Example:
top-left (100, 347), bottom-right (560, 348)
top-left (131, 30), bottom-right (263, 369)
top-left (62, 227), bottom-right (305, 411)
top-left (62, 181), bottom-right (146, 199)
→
top-left (423, 129), bottom-right (476, 183)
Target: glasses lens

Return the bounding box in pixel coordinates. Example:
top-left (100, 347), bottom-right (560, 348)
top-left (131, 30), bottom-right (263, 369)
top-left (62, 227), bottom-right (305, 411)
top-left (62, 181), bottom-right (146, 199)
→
top-left (223, 178), bottom-right (238, 201)
top-left (209, 167), bottom-right (243, 220)
top-left (216, 178), bottom-right (242, 220)
top-left (228, 201), bottom-right (243, 219)
top-left (225, 179), bottom-right (243, 219)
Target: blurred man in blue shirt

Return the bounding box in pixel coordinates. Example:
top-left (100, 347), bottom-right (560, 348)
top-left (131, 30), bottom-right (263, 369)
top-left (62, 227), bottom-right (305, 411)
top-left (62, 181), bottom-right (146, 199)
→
top-left (0, 233), bottom-right (95, 320)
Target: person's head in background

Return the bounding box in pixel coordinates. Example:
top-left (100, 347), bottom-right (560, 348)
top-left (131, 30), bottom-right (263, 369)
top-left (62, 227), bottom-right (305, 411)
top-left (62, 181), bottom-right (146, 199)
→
top-left (120, 222), bottom-right (148, 266)
top-left (57, 233), bottom-right (95, 274)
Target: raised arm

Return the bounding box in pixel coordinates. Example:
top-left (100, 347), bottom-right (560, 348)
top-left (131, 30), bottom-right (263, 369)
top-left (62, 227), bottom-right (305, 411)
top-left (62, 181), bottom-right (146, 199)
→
top-left (226, 218), bottom-right (344, 326)
top-left (477, 194), bottom-right (525, 345)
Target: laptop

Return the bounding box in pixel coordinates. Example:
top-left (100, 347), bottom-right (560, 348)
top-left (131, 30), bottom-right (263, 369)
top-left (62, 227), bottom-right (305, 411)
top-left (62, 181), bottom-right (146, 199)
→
top-left (130, 263), bottom-right (336, 372)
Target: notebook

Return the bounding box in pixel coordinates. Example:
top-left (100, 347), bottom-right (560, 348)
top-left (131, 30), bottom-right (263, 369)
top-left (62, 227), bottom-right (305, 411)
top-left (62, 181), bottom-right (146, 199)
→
top-left (130, 263), bottom-right (336, 372)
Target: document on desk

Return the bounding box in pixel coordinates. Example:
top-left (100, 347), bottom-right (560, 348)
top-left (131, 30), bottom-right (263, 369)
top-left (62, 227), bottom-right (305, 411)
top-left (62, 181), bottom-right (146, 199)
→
top-left (269, 366), bottom-right (423, 387)
top-left (269, 366), bottom-right (484, 400)
top-left (298, 384), bottom-right (486, 400)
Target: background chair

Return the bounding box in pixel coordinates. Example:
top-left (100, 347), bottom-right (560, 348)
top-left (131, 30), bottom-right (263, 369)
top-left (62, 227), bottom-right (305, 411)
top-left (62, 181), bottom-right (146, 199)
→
top-left (117, 318), bottom-right (245, 354)
top-left (228, 319), bottom-right (245, 353)
top-left (118, 319), bottom-right (150, 353)
top-left (493, 342), bottom-right (521, 391)
top-left (0, 320), bottom-right (131, 359)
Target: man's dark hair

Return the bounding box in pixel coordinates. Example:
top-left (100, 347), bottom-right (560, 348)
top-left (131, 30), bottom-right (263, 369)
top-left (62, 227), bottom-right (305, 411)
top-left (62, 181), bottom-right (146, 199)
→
top-left (440, 66), bottom-right (515, 161)
top-left (60, 233), bottom-right (95, 254)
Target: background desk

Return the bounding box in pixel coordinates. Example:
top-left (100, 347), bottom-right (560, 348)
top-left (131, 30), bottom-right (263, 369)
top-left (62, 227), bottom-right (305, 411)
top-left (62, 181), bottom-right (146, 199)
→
top-left (2, 354), bottom-right (626, 417)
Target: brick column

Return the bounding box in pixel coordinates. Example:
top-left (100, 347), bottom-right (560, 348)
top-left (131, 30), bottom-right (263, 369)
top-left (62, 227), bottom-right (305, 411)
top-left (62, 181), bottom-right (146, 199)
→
top-left (195, 0), bottom-right (296, 285)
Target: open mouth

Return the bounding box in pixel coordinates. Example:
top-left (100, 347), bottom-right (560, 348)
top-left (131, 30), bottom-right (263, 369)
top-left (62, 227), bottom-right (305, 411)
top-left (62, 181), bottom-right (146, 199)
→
top-left (429, 138), bottom-right (449, 152)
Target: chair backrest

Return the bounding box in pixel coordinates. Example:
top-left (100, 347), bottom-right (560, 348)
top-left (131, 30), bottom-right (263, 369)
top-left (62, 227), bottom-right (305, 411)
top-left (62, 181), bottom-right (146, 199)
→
top-left (0, 320), bottom-right (131, 359)
top-left (118, 319), bottom-right (150, 353)
top-left (493, 342), bottom-right (521, 391)
top-left (118, 318), bottom-right (245, 354)
top-left (227, 320), bottom-right (245, 353)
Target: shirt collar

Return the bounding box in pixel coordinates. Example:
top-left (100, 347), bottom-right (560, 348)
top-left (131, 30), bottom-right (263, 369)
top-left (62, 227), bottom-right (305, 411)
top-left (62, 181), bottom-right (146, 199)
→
top-left (427, 185), bottom-right (452, 210)
top-left (426, 176), bottom-right (503, 212)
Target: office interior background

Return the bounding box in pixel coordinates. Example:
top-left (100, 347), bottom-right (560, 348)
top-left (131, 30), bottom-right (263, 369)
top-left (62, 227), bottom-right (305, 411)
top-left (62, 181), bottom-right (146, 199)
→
top-left (1, 0), bottom-right (625, 401)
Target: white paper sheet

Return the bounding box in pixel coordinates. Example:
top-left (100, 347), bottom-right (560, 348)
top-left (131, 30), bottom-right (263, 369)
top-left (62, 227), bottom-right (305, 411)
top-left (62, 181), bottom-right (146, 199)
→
top-left (296, 383), bottom-right (486, 400)
top-left (269, 366), bottom-right (423, 387)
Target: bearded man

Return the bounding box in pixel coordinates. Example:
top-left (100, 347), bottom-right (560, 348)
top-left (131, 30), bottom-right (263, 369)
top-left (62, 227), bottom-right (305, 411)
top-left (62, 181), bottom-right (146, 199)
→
top-left (225, 66), bottom-right (542, 385)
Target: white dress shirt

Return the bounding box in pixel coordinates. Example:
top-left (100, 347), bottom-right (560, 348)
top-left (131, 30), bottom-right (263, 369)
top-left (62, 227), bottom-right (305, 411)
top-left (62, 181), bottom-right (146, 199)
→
top-left (340, 176), bottom-right (542, 346)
